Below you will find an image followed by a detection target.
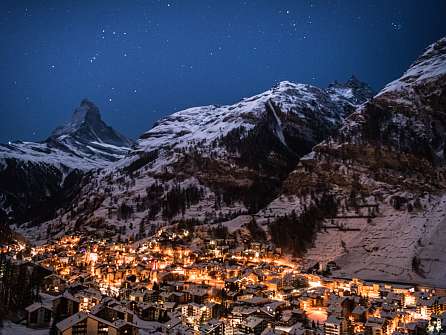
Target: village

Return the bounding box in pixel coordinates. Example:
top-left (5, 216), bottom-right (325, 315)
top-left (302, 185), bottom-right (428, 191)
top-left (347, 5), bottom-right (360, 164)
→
top-left (1, 229), bottom-right (446, 335)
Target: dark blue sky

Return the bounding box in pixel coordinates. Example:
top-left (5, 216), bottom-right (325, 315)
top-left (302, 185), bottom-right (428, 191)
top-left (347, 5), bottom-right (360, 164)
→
top-left (1, 0), bottom-right (445, 143)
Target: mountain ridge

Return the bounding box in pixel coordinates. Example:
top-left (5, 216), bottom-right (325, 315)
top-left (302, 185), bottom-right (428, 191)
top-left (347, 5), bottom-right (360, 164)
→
top-left (0, 100), bottom-right (133, 227)
top-left (12, 77), bottom-right (373, 243)
top-left (261, 36), bottom-right (446, 287)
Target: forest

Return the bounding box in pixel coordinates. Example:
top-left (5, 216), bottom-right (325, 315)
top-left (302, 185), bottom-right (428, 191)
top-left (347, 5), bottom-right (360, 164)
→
top-left (270, 193), bottom-right (338, 256)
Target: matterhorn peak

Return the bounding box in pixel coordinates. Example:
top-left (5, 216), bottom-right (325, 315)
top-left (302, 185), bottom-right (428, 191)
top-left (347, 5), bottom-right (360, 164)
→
top-left (70, 99), bottom-right (102, 128)
top-left (345, 74), bottom-right (363, 86)
top-left (48, 99), bottom-right (133, 149)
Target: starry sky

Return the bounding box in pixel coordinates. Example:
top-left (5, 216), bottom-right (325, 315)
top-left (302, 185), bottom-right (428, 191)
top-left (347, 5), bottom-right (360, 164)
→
top-left (1, 0), bottom-right (446, 143)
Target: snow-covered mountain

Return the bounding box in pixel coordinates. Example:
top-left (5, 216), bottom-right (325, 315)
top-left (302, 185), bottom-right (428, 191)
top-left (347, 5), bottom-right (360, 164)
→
top-left (138, 78), bottom-right (372, 153)
top-left (1, 99), bottom-right (133, 170)
top-left (0, 99), bottom-right (133, 226)
top-left (18, 78), bottom-right (373, 242)
top-left (260, 37), bottom-right (446, 286)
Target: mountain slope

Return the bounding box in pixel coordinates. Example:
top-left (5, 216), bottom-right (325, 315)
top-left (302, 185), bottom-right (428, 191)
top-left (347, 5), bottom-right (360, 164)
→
top-left (48, 99), bottom-right (133, 163)
top-left (262, 37), bottom-right (446, 286)
top-left (19, 78), bottom-right (373, 242)
top-left (1, 99), bottom-right (133, 170)
top-left (0, 100), bottom-right (133, 227)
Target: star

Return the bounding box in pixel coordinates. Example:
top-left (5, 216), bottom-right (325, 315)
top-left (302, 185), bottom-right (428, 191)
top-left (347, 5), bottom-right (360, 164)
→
top-left (108, 98), bottom-right (112, 102)
top-left (391, 22), bottom-right (402, 31)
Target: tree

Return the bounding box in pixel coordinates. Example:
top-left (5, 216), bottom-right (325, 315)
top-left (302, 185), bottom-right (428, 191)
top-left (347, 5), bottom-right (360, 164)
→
top-left (246, 217), bottom-right (266, 241)
top-left (269, 193), bottom-right (338, 255)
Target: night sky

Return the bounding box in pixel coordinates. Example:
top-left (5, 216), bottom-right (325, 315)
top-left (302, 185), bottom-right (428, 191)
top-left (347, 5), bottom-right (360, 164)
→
top-left (1, 1), bottom-right (445, 143)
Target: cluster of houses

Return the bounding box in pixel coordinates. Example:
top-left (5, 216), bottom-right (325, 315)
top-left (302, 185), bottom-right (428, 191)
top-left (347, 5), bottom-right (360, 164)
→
top-left (2, 234), bottom-right (446, 335)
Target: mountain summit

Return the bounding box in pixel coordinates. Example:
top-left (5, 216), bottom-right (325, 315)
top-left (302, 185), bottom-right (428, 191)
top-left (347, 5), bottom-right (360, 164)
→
top-left (50, 99), bottom-right (133, 149)
top-left (1, 99), bottom-right (133, 169)
top-left (0, 100), bottom-right (133, 226)
top-left (327, 75), bottom-right (375, 105)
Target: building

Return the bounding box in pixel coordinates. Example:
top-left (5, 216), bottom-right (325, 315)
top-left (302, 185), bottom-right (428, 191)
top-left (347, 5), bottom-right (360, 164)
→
top-left (56, 312), bottom-right (88, 335)
top-left (137, 303), bottom-right (168, 322)
top-left (76, 288), bottom-right (102, 312)
top-left (56, 312), bottom-right (139, 335)
top-left (324, 315), bottom-right (349, 335)
top-left (239, 316), bottom-right (267, 335)
top-left (25, 302), bottom-right (53, 328)
top-left (41, 274), bottom-right (67, 295)
top-left (364, 317), bottom-right (387, 335)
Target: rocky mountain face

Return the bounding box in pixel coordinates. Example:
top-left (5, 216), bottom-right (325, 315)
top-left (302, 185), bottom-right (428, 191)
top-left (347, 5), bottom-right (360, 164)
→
top-left (261, 37), bottom-right (446, 286)
top-left (0, 100), bottom-right (133, 227)
top-left (48, 99), bottom-right (133, 161)
top-left (17, 78), bottom-right (373, 242)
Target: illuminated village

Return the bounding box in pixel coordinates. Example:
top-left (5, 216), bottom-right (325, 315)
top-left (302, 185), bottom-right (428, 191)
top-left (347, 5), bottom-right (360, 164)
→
top-left (1, 229), bottom-right (445, 335)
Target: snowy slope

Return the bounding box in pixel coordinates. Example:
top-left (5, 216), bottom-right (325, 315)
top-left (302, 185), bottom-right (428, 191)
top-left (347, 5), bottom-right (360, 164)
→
top-left (138, 79), bottom-right (369, 152)
top-left (0, 99), bottom-right (133, 227)
top-left (17, 78), bottom-right (373, 243)
top-left (264, 36), bottom-right (446, 287)
top-left (379, 37), bottom-right (446, 97)
top-left (0, 99), bottom-right (133, 171)
top-left (0, 140), bottom-right (123, 171)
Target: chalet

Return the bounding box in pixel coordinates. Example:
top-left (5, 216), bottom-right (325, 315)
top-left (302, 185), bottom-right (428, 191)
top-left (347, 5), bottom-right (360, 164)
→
top-left (56, 311), bottom-right (138, 335)
top-left (199, 320), bottom-right (224, 335)
top-left (225, 277), bottom-right (241, 291)
top-left (25, 302), bottom-right (53, 328)
top-left (41, 274), bottom-right (67, 295)
top-left (365, 317), bottom-right (387, 335)
top-left (128, 291), bottom-right (146, 303)
top-left (186, 287), bottom-right (208, 304)
top-left (136, 302), bottom-right (168, 322)
top-left (239, 316), bottom-right (267, 335)
top-left (351, 305), bottom-right (368, 323)
top-left (75, 287), bottom-right (102, 312)
top-left (52, 291), bottom-right (80, 321)
top-left (56, 311), bottom-right (88, 335)
top-left (92, 303), bottom-right (134, 324)
top-left (324, 315), bottom-right (348, 335)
